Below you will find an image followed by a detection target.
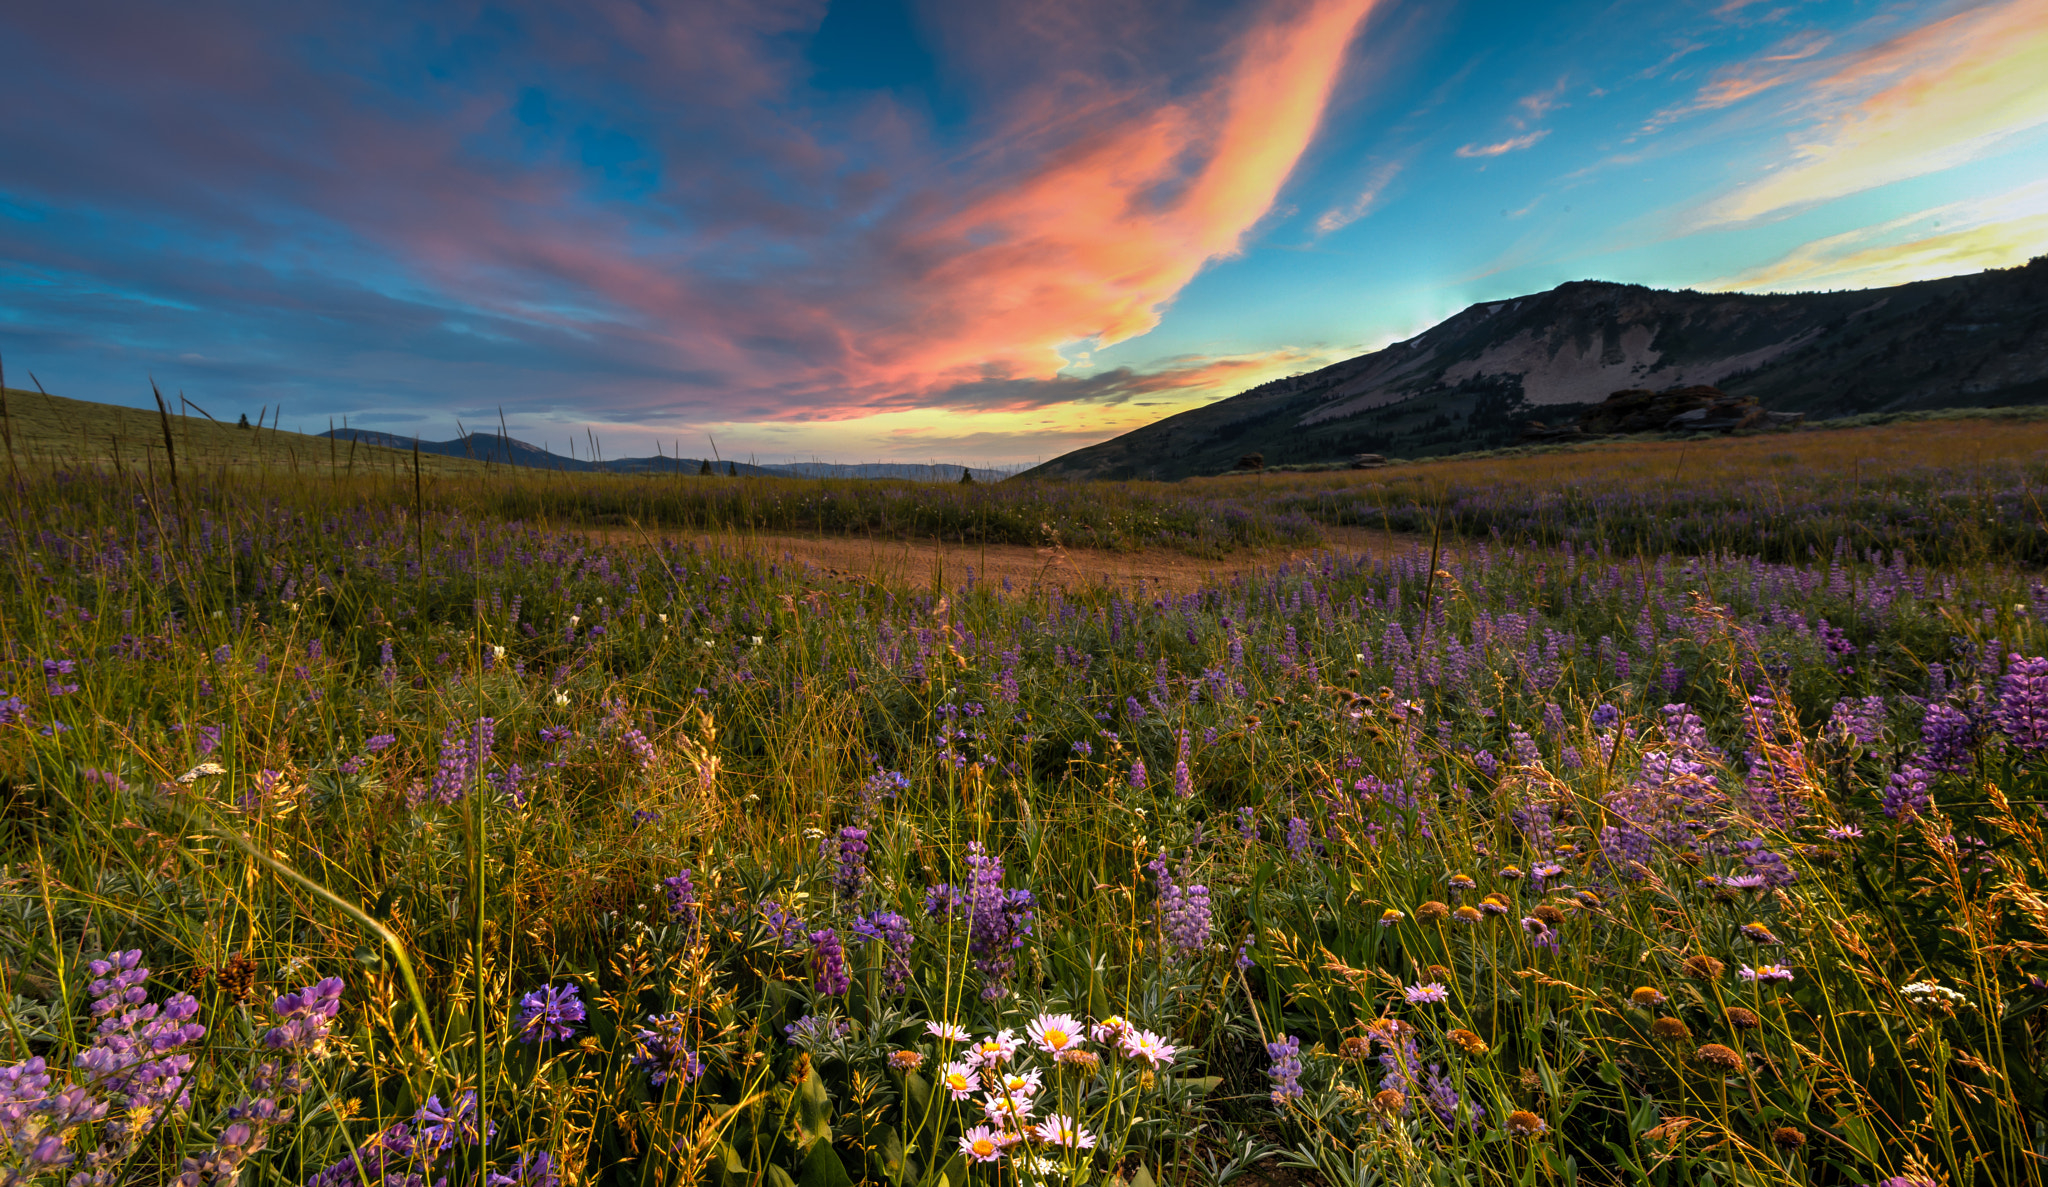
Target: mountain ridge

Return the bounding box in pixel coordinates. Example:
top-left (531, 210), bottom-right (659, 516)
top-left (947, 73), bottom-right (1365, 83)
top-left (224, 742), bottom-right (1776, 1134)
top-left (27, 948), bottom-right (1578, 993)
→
top-left (320, 429), bottom-right (1017, 482)
top-left (1021, 258), bottom-right (2048, 481)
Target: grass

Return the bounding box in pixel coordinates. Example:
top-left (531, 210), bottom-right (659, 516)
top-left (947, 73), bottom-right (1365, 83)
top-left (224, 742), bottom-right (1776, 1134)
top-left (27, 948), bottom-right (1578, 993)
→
top-left (0, 411), bottom-right (2045, 1186)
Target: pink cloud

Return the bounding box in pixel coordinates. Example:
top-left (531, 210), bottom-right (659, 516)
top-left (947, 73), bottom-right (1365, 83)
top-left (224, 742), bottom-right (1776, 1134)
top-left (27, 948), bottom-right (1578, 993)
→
top-left (1455, 129), bottom-right (1550, 158)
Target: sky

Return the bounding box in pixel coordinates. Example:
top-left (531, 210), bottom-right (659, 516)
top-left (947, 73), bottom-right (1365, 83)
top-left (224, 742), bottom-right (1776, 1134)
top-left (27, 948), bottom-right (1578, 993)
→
top-left (3, 0), bottom-right (2045, 467)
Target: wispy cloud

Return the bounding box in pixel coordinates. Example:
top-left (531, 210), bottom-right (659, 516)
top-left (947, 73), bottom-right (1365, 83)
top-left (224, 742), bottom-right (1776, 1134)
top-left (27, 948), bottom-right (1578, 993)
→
top-left (1455, 129), bottom-right (1549, 158)
top-left (1708, 0), bottom-right (2048, 225)
top-left (1709, 179), bottom-right (2048, 292)
top-left (1314, 158), bottom-right (1405, 233)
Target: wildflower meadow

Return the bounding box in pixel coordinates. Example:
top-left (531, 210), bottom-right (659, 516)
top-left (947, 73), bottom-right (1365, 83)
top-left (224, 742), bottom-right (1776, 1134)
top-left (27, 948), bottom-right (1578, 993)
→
top-left (1, 431), bottom-right (2046, 1187)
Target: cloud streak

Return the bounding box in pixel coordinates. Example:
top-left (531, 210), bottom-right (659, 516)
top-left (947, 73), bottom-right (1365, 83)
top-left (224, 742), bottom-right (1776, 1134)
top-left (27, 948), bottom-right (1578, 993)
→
top-left (1708, 0), bottom-right (2048, 224)
top-left (1455, 129), bottom-right (1550, 158)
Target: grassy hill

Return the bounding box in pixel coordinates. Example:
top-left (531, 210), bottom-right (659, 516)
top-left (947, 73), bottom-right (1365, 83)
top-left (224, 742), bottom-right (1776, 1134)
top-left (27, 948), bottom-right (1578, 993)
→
top-left (0, 385), bottom-right (492, 479)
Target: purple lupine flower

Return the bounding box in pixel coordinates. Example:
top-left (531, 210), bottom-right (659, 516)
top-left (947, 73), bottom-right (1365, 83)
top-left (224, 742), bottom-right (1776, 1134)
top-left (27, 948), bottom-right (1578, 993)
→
top-left (1826, 695), bottom-right (1886, 748)
top-left (810, 929), bottom-right (851, 996)
top-left (828, 827), bottom-right (869, 898)
top-left (762, 900), bottom-right (807, 948)
top-left (71, 952), bottom-right (208, 1164)
top-left (1920, 703), bottom-right (1975, 771)
top-left (1236, 806), bottom-right (1259, 840)
top-left (514, 983), bottom-right (586, 1044)
top-left (1234, 934), bottom-right (1256, 969)
top-left (1173, 759), bottom-right (1194, 799)
top-left (0, 692), bottom-right (27, 726)
top-left (488, 1151), bottom-right (562, 1187)
top-left (663, 871), bottom-right (698, 920)
top-left (1883, 763), bottom-right (1932, 819)
top-left (1265, 1036), bottom-right (1304, 1104)
top-left (783, 1014), bottom-right (852, 1046)
top-left (413, 1090), bottom-right (491, 1153)
top-left (1128, 758), bottom-right (1148, 790)
top-left (1995, 654), bottom-right (2048, 754)
top-left (630, 1013), bottom-right (706, 1086)
top-left (927, 842), bottom-right (1034, 998)
top-left (850, 910), bottom-right (914, 992)
top-left (263, 977), bottom-right (344, 1054)
top-left (1285, 816), bottom-right (1314, 860)
top-left (364, 733), bottom-right (397, 753)
top-left (1154, 861), bottom-right (1212, 954)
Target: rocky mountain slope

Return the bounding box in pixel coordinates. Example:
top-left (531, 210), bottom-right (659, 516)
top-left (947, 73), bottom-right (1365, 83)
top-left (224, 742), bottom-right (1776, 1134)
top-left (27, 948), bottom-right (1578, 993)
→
top-left (1021, 257), bottom-right (2048, 481)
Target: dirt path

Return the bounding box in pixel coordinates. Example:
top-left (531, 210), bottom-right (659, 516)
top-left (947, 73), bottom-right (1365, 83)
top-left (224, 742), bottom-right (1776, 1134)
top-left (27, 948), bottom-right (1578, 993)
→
top-left (593, 525), bottom-right (1440, 595)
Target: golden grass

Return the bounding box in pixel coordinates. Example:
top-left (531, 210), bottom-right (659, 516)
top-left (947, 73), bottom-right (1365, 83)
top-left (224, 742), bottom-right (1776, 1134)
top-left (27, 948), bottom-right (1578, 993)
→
top-left (0, 385), bottom-right (492, 479)
top-left (1184, 415), bottom-right (2048, 497)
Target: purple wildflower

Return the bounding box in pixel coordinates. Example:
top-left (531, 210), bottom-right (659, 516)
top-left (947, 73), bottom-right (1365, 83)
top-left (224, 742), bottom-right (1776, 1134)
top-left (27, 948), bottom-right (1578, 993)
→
top-left (1995, 654), bottom-right (2048, 754)
top-left (811, 929), bottom-right (850, 996)
top-left (1265, 1036), bottom-right (1304, 1105)
top-left (514, 983), bottom-right (586, 1044)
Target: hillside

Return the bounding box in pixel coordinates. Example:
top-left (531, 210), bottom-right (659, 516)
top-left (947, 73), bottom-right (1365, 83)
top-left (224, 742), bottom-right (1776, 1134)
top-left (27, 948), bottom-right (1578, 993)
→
top-left (322, 429), bottom-right (1017, 483)
top-left (0, 386), bottom-right (491, 478)
top-left (1023, 257), bottom-right (2048, 480)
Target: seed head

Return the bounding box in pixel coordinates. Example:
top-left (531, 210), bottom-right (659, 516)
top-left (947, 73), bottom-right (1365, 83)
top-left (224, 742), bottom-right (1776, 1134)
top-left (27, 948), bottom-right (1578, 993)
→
top-left (1724, 1007), bottom-right (1761, 1031)
top-left (1652, 1017), bottom-right (1691, 1041)
top-left (1693, 1043), bottom-right (1743, 1073)
top-left (1531, 904), bottom-right (1566, 928)
top-left (1372, 1089), bottom-right (1406, 1114)
top-left (1772, 1126), bottom-right (1806, 1149)
top-left (1631, 986), bottom-right (1668, 1008)
top-left (1338, 1036), bottom-right (1371, 1060)
top-left (1417, 900), bottom-right (1450, 923)
top-left (1682, 954), bottom-right (1725, 980)
top-left (1445, 1029), bottom-right (1489, 1056)
top-left (1505, 1110), bottom-right (1548, 1136)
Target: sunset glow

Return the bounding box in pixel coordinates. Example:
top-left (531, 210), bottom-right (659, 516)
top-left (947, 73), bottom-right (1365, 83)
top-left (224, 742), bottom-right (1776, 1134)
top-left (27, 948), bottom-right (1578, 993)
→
top-left (2, 0), bottom-right (2043, 465)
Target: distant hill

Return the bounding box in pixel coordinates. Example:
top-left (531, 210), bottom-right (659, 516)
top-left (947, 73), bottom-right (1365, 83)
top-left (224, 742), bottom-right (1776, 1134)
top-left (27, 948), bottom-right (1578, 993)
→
top-left (1022, 257), bottom-right (2048, 480)
top-left (321, 429), bottom-right (1017, 482)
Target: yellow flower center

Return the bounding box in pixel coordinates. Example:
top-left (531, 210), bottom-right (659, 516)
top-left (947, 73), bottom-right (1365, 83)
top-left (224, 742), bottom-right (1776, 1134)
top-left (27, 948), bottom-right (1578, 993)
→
top-left (1043, 1028), bottom-right (1069, 1047)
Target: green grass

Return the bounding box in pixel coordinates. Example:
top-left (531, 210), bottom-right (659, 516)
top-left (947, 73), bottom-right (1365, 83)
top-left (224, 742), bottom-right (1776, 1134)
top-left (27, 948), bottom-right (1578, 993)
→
top-left (0, 416), bottom-right (2046, 1186)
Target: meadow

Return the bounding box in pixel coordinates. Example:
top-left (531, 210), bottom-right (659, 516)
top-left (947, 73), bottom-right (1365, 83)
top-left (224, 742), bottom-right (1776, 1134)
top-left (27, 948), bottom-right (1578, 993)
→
top-left (0, 411), bottom-right (2045, 1187)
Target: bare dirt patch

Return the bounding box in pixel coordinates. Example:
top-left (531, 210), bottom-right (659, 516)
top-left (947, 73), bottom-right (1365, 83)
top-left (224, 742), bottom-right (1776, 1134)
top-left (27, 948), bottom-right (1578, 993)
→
top-left (590, 525), bottom-right (1437, 595)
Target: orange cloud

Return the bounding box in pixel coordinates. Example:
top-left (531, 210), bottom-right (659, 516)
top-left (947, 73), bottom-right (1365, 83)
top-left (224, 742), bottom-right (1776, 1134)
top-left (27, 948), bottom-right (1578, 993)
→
top-left (829, 0), bottom-right (1380, 398)
top-left (1709, 0), bottom-right (2048, 224)
top-left (1455, 129), bottom-right (1550, 159)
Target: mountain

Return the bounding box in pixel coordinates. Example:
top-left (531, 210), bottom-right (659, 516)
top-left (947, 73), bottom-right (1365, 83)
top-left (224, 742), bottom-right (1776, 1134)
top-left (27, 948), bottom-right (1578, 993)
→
top-left (320, 430), bottom-right (1016, 482)
top-left (1021, 257), bottom-right (2048, 481)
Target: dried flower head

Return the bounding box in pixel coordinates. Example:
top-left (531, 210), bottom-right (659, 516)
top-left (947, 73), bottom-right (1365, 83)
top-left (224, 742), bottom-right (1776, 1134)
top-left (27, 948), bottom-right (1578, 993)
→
top-left (1724, 1007), bottom-right (1761, 1031)
top-left (1445, 1029), bottom-right (1489, 1056)
top-left (1426, 964), bottom-right (1453, 983)
top-left (1683, 955), bottom-right (1726, 980)
top-left (1417, 900), bottom-right (1451, 923)
top-left (1338, 1036), bottom-right (1371, 1060)
top-left (1772, 1126), bottom-right (1806, 1149)
top-left (1652, 1017), bottom-right (1692, 1041)
top-left (217, 953), bottom-right (259, 1003)
top-left (1532, 904), bottom-right (1566, 928)
top-left (1693, 1043), bottom-right (1744, 1073)
top-left (1372, 1088), bottom-right (1406, 1114)
top-left (1505, 1110), bottom-right (1548, 1136)
top-left (1057, 1048), bottom-right (1100, 1074)
top-left (1631, 986), bottom-right (1668, 1008)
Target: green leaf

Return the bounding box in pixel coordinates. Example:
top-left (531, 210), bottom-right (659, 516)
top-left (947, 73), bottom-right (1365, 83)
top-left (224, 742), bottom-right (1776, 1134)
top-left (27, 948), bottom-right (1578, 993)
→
top-left (904, 1069), bottom-right (931, 1117)
top-left (766, 1166), bottom-right (799, 1187)
top-left (795, 1065), bottom-right (833, 1148)
top-left (797, 1139), bottom-right (855, 1187)
top-left (1131, 1165), bottom-right (1157, 1187)
top-left (937, 1152), bottom-right (968, 1187)
top-left (1185, 1075), bottom-right (1224, 1096)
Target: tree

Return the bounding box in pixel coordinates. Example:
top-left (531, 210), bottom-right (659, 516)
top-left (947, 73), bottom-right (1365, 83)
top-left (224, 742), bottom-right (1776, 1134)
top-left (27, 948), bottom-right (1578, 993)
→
top-left (1236, 452), bottom-right (1264, 471)
top-left (237, 413), bottom-right (251, 429)
top-left (699, 459), bottom-right (713, 476)
top-left (727, 462), bottom-right (737, 477)
top-left (959, 467), bottom-right (975, 484)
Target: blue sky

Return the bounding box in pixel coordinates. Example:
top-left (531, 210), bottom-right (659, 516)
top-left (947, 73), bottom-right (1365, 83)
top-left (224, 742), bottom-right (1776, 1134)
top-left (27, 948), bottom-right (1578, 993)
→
top-left (2, 0), bottom-right (2043, 465)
